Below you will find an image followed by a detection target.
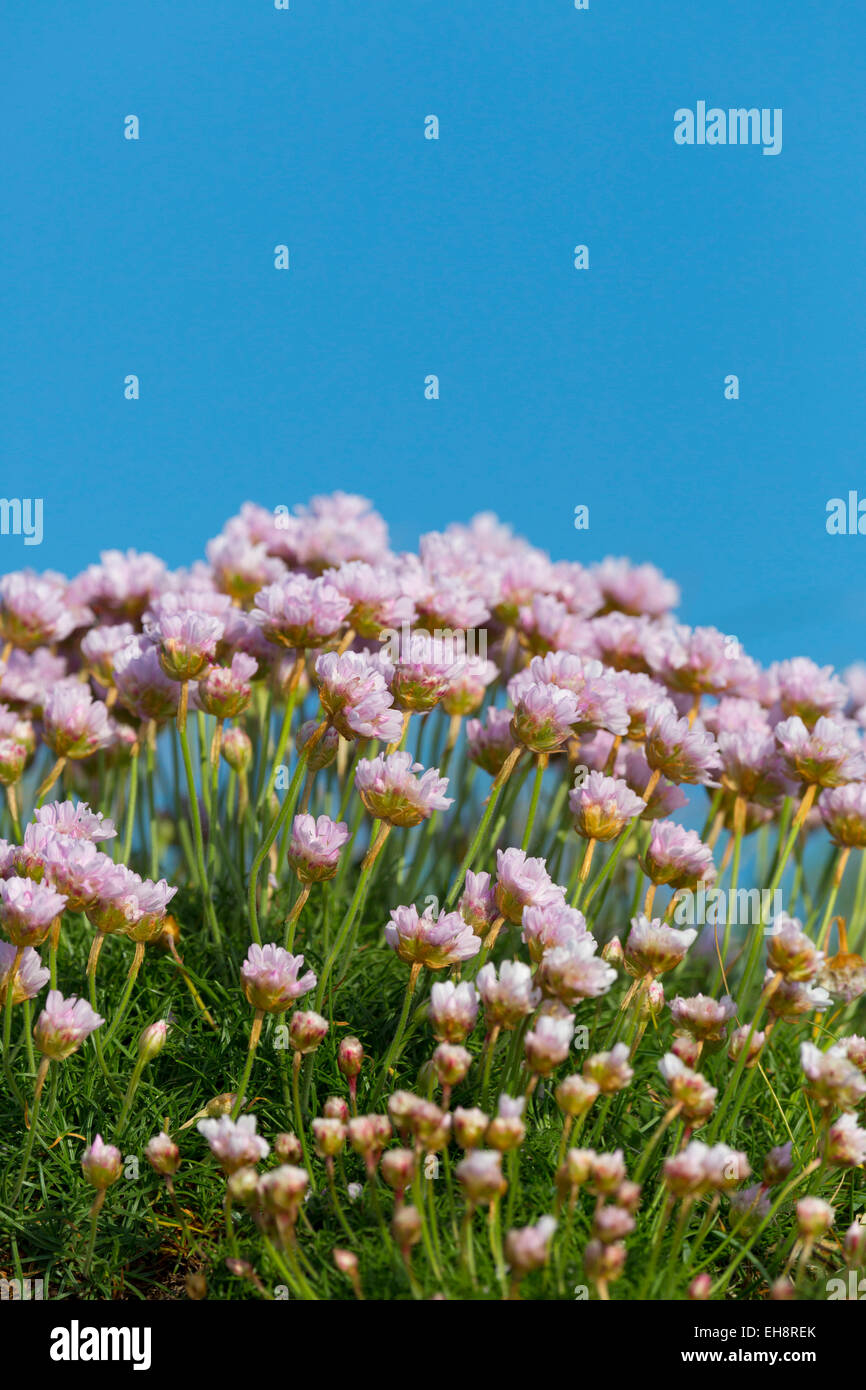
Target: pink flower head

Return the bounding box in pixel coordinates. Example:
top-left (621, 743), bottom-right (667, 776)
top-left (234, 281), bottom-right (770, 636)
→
top-left (459, 870), bottom-right (498, 934)
top-left (0, 648), bottom-right (67, 712)
top-left (524, 1013), bottom-right (575, 1075)
top-left (42, 683), bottom-right (112, 760)
top-left (0, 877), bottom-right (67, 948)
top-left (32, 800), bottom-right (117, 843)
top-left (521, 900), bottom-right (591, 963)
top-left (513, 653), bottom-right (629, 737)
top-left (313, 650), bottom-right (404, 743)
top-left (510, 681), bottom-right (581, 753)
top-left (658, 1054), bottom-right (717, 1123)
top-left (477, 959), bottom-right (541, 1029)
top-left (644, 707), bottom-right (721, 785)
top-left (612, 671), bottom-right (673, 740)
top-left (826, 1113), bottom-right (866, 1168)
top-left (717, 728), bottom-right (791, 805)
top-left (800, 1041), bottom-right (866, 1112)
top-left (466, 706), bottom-right (518, 776)
top-left (286, 813), bottom-right (350, 883)
top-left (295, 718), bottom-right (340, 772)
top-left (645, 821), bottom-right (715, 890)
top-left (85, 863), bottom-right (166, 938)
top-left (34, 989), bottom-right (104, 1060)
top-left (81, 1134), bottom-right (123, 1189)
top-left (0, 940), bottom-right (49, 1005)
top-left (145, 1132), bottom-right (181, 1176)
top-left (385, 904), bottom-right (481, 969)
top-left (155, 610), bottom-right (223, 682)
top-left (355, 751), bottom-right (452, 827)
top-left (669, 993), bottom-right (737, 1042)
top-left (251, 574), bottom-right (350, 649)
top-left (569, 772), bottom-right (645, 841)
top-left (197, 1114), bottom-right (270, 1173)
top-left (624, 914), bottom-right (697, 978)
top-left (0, 737), bottom-right (27, 786)
top-left (441, 656), bottom-right (498, 717)
top-left (0, 571), bottom-right (87, 651)
top-left (621, 747), bottom-right (689, 820)
top-left (539, 940), bottom-right (617, 1006)
top-left (592, 557), bottom-right (680, 618)
top-left (114, 637), bottom-right (180, 723)
top-left (20, 834), bottom-right (116, 914)
top-left (429, 980), bottom-right (479, 1043)
top-left (819, 783), bottom-right (866, 848)
top-left (287, 492), bottom-right (389, 569)
top-left (323, 560), bottom-right (415, 638)
top-left (123, 877), bottom-right (177, 943)
top-left (583, 1043), bottom-right (634, 1094)
top-left (589, 612), bottom-right (665, 674)
top-left (77, 549), bottom-right (167, 621)
top-left (652, 625), bottom-right (734, 697)
top-left (241, 943), bottom-right (317, 1013)
top-left (774, 715), bottom-right (866, 788)
top-left (206, 529), bottom-right (286, 603)
top-left (505, 1216), bottom-right (558, 1275)
top-left (766, 973), bottom-right (831, 1020)
top-left (194, 652), bottom-right (258, 719)
top-left (495, 847), bottom-right (564, 925)
top-left (766, 914), bottom-right (824, 982)
top-left (770, 658), bottom-right (848, 728)
top-left (456, 1150), bottom-right (507, 1204)
top-left (390, 632), bottom-right (462, 713)
top-left (222, 725), bottom-right (253, 772)
top-left (80, 622), bottom-right (137, 687)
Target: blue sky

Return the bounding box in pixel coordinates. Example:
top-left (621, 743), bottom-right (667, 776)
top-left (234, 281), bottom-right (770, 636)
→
top-left (3, 0), bottom-right (864, 671)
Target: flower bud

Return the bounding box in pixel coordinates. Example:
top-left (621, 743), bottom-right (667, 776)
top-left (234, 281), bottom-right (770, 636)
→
top-left (452, 1106), bottom-right (489, 1149)
top-left (81, 1134), bottom-right (123, 1190)
top-left (338, 1036), bottom-right (364, 1078)
top-left (583, 1238), bottom-right (627, 1284)
top-left (323, 1095), bottom-right (350, 1123)
top-left (555, 1074), bottom-right (599, 1118)
top-left (688, 1273), bottom-right (712, 1301)
top-left (312, 1117), bottom-right (346, 1158)
top-left (392, 1204), bottom-right (423, 1249)
top-left (432, 1042), bottom-right (472, 1088)
top-left (138, 1019), bottom-right (169, 1062)
top-left (333, 1247), bottom-right (359, 1278)
top-left (145, 1131), bottom-right (180, 1176)
top-left (844, 1220), bottom-right (866, 1268)
top-left (796, 1196), bottom-right (834, 1239)
top-left (601, 936), bottom-right (624, 967)
top-left (227, 1166), bottom-right (260, 1206)
top-left (762, 1142), bottom-right (793, 1187)
top-left (289, 1010), bottom-right (329, 1054)
top-left (273, 1132), bottom-right (303, 1163)
top-left (222, 726), bottom-right (253, 773)
top-left (381, 1147), bottom-right (416, 1195)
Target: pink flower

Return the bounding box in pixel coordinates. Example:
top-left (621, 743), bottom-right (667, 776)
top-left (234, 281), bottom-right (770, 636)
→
top-left (80, 622), bottom-right (137, 687)
top-left (145, 1132), bottom-right (181, 1176)
top-left (717, 729), bottom-right (791, 804)
top-left (524, 1013), bottom-right (575, 1075)
top-left (652, 624), bottom-right (734, 697)
top-left (0, 738), bottom-right (27, 786)
top-left (669, 993), bottom-right (737, 1041)
top-left (774, 715), bottom-right (866, 787)
top-left (429, 980), bottom-right (479, 1042)
top-left (0, 571), bottom-right (87, 651)
top-left (644, 707), bottom-right (721, 785)
top-left (658, 1054), bottom-right (717, 1122)
top-left (800, 1041), bottom-right (866, 1111)
top-left (313, 650), bottom-right (404, 743)
top-left (624, 915), bottom-right (697, 977)
top-left (621, 747), bottom-right (689, 819)
top-left (538, 941), bottom-right (617, 1006)
top-left (194, 652), bottom-right (258, 718)
top-left (505, 1215), bottom-right (557, 1274)
top-left (77, 549), bottom-right (167, 621)
top-left (819, 783), bottom-right (866, 847)
top-left (645, 821), bottom-right (715, 889)
top-left (611, 671), bottom-right (673, 740)
top-left (495, 847), bottom-right (564, 924)
top-left (459, 870), bottom-right (498, 934)
top-left (521, 901), bottom-right (591, 963)
top-left (589, 612), bottom-right (665, 674)
top-left (510, 681), bottom-right (581, 753)
top-left (206, 529), bottom-right (286, 603)
top-left (155, 611), bottom-right (224, 682)
top-left (591, 558), bottom-right (679, 618)
top-left (251, 574), bottom-right (350, 649)
top-left (584, 1043), bottom-right (634, 1094)
top-left (42, 683), bottom-right (112, 759)
top-left (34, 989), bottom-right (104, 1059)
top-left (295, 718), bottom-right (340, 771)
top-left (241, 943), bottom-right (317, 1012)
top-left (286, 814), bottom-right (350, 883)
top-left (32, 800), bottom-right (117, 842)
top-left (466, 706), bottom-right (518, 775)
top-left (769, 658), bottom-right (848, 727)
top-left (19, 834), bottom-right (116, 913)
top-left (323, 560), bottom-right (415, 638)
top-left (114, 637), bottom-right (180, 723)
top-left (390, 632), bottom-right (462, 713)
top-left (766, 915), bottom-right (824, 982)
top-left (385, 904), bottom-right (480, 969)
top-left (197, 1114), bottom-right (270, 1173)
top-left (477, 959), bottom-right (540, 1029)
top-left (441, 657), bottom-right (498, 717)
top-left (0, 941), bottom-right (49, 1005)
top-left (0, 877), bottom-right (67, 948)
top-left (355, 751), bottom-right (452, 827)
top-left (569, 772), bottom-right (645, 841)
